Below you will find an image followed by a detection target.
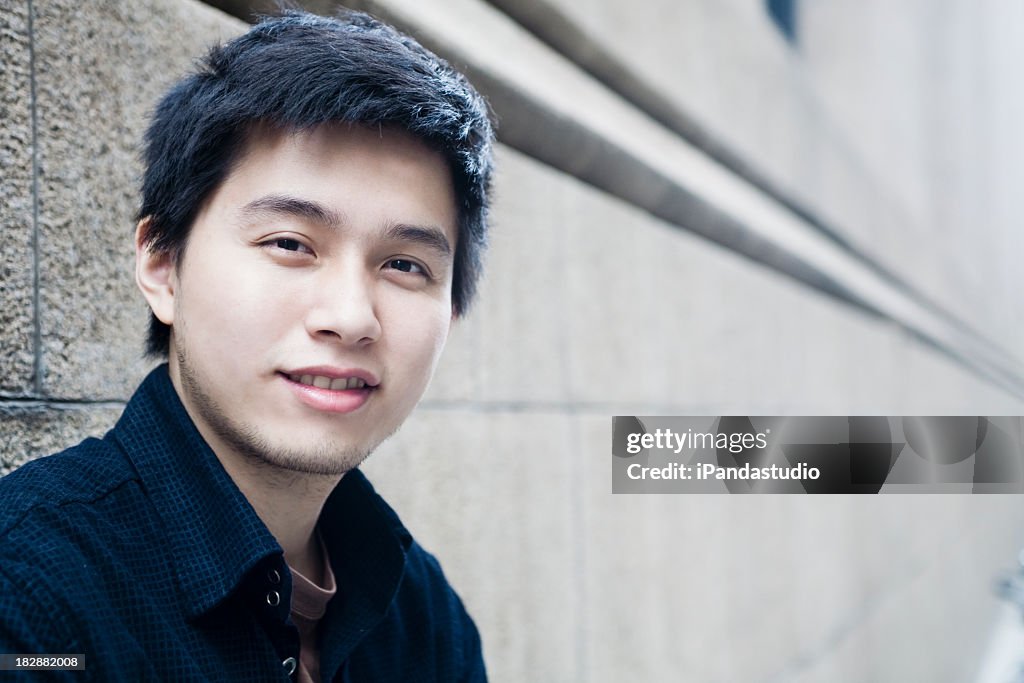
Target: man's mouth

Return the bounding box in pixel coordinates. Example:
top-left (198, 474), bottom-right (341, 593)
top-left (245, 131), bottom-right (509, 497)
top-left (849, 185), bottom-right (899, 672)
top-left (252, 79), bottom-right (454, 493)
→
top-left (287, 374), bottom-right (368, 391)
top-left (278, 370), bottom-right (377, 413)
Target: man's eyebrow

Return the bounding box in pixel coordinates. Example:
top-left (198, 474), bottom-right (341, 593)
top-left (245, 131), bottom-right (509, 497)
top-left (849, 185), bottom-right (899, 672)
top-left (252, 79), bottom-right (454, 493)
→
top-left (238, 194), bottom-right (344, 227)
top-left (383, 223), bottom-right (453, 257)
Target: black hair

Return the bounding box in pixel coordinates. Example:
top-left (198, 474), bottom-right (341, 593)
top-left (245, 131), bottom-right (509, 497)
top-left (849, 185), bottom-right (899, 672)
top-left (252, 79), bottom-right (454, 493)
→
top-left (138, 9), bottom-right (495, 356)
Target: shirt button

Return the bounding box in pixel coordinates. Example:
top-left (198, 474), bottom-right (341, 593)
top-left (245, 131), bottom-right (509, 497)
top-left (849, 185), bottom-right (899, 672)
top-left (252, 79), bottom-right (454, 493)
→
top-left (282, 657), bottom-right (297, 676)
top-left (266, 590), bottom-right (281, 607)
top-left (267, 568), bottom-right (281, 585)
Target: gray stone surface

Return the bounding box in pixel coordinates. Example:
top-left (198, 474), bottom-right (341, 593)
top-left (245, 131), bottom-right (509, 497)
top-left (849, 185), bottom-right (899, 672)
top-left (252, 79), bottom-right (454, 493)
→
top-left (0, 403), bottom-right (123, 474)
top-left (481, 144), bottom-right (1023, 414)
top-left (364, 408), bottom-right (577, 682)
top-left (31, 0), bottom-right (244, 400)
top-left (783, 501), bottom-right (1024, 682)
top-left (493, 0), bottom-right (1024, 365)
top-left (800, 2), bottom-right (1024, 361)
top-left (0, 1), bottom-right (36, 395)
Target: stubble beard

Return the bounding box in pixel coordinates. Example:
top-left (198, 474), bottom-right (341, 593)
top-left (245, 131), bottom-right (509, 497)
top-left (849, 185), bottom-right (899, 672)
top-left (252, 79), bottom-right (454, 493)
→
top-left (176, 344), bottom-right (389, 477)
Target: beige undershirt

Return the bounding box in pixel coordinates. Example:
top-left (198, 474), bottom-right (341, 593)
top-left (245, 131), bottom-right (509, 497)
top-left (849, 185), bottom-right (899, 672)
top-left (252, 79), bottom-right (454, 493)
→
top-left (287, 535), bottom-right (337, 683)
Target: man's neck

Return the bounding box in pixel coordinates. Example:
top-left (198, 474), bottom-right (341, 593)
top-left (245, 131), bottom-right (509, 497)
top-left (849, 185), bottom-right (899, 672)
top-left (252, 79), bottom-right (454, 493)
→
top-left (215, 453), bottom-right (339, 586)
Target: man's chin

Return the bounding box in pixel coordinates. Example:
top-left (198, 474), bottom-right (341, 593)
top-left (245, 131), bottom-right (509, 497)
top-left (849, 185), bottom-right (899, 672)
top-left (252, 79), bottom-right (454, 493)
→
top-left (235, 437), bottom-right (376, 477)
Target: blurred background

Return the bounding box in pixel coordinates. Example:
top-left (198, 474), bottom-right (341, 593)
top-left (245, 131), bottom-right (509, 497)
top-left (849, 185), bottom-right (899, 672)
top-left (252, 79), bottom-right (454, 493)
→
top-left (3, 0), bottom-right (1024, 680)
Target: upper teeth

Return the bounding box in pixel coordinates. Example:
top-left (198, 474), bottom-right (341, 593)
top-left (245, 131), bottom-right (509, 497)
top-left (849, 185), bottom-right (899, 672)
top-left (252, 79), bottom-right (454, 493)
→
top-left (290, 374), bottom-right (368, 390)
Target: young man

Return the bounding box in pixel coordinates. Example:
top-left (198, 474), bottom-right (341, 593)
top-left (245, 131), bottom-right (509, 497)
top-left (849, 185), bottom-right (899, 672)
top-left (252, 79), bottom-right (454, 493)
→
top-left (0, 10), bottom-right (493, 682)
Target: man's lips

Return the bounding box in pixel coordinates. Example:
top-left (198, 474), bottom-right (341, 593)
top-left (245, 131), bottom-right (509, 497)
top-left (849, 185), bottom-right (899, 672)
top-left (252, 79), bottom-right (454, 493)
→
top-left (277, 367), bottom-right (379, 414)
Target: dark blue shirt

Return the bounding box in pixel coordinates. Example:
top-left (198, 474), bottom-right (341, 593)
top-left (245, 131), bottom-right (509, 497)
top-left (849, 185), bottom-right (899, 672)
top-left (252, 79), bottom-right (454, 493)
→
top-left (0, 365), bottom-right (485, 681)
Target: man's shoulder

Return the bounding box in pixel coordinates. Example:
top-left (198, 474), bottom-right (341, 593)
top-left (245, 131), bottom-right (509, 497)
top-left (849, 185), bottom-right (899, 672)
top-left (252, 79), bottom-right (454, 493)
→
top-left (0, 429), bottom-right (231, 682)
top-left (346, 534), bottom-right (486, 681)
top-left (324, 472), bottom-right (485, 678)
top-left (401, 539), bottom-right (469, 610)
top-left (0, 435), bottom-right (140, 548)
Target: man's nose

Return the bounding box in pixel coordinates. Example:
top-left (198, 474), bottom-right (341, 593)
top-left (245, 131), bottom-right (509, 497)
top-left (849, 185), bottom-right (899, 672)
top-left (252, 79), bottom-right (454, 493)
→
top-left (303, 264), bottom-right (382, 346)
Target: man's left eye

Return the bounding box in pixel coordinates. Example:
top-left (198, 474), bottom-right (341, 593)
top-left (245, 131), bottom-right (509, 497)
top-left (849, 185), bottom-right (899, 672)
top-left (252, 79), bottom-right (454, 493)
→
top-left (386, 259), bottom-right (425, 274)
top-left (276, 239), bottom-right (304, 252)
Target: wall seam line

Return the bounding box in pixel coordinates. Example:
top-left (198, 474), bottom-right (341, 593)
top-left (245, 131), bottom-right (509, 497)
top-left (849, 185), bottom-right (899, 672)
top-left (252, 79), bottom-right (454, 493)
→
top-left (26, 0), bottom-right (42, 397)
top-left (0, 398), bottom-right (127, 409)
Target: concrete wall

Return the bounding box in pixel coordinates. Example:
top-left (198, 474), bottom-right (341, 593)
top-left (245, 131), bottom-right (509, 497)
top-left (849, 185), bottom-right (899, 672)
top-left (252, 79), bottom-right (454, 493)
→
top-left (495, 0), bottom-right (1024, 357)
top-left (2, 0), bottom-right (1023, 681)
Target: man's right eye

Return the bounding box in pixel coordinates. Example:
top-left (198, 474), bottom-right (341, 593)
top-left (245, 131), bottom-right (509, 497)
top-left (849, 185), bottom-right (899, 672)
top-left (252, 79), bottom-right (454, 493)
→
top-left (261, 237), bottom-right (314, 256)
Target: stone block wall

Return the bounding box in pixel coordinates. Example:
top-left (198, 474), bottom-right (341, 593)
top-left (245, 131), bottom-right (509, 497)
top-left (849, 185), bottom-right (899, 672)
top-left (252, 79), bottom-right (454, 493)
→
top-left (2, 1), bottom-right (1023, 681)
top-left (0, 0), bottom-right (242, 472)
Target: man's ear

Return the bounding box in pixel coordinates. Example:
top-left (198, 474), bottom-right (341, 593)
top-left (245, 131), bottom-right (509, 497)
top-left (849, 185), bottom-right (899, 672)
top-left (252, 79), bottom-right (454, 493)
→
top-left (135, 218), bottom-right (176, 325)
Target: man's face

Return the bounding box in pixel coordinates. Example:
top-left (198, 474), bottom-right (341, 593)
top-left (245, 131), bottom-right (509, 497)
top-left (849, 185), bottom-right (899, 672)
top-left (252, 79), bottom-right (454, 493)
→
top-left (147, 124), bottom-right (458, 475)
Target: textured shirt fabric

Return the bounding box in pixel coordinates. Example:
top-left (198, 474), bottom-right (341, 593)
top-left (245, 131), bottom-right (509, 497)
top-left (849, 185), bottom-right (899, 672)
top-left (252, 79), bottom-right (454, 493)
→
top-left (0, 365), bottom-right (486, 682)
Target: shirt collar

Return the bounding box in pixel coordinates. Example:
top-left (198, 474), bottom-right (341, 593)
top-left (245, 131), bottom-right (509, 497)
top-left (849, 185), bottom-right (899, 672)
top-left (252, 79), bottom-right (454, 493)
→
top-left (317, 469), bottom-right (413, 673)
top-left (321, 469), bottom-right (412, 614)
top-left (112, 365), bottom-right (282, 619)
